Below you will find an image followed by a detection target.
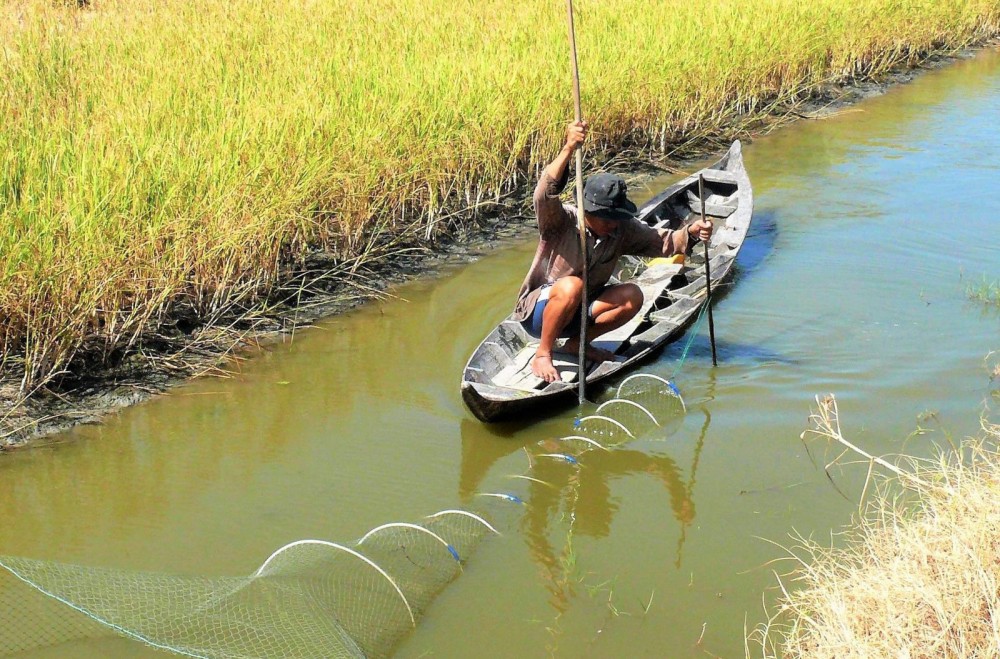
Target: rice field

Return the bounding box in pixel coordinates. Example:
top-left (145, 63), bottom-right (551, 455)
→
top-left (2, 0), bottom-right (999, 396)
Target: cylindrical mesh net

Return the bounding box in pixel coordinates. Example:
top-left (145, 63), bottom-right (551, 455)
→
top-left (0, 375), bottom-right (682, 658)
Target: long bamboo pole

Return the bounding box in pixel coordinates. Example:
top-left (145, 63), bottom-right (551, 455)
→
top-left (698, 174), bottom-right (718, 367)
top-left (566, 0), bottom-right (588, 404)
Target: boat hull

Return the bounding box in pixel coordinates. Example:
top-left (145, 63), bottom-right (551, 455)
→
top-left (461, 141), bottom-right (753, 423)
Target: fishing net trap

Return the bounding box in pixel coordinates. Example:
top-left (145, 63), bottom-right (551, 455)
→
top-left (1, 373), bottom-right (688, 658)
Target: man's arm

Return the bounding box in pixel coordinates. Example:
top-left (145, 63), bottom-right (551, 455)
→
top-left (627, 218), bottom-right (714, 258)
top-left (533, 121), bottom-right (587, 236)
top-left (665, 219), bottom-right (713, 256)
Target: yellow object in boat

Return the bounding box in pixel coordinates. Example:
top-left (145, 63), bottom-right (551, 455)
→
top-left (647, 253), bottom-right (685, 267)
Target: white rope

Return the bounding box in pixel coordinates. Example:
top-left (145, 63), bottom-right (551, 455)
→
top-left (0, 559), bottom-right (213, 659)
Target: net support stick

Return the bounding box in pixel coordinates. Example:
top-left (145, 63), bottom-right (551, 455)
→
top-left (698, 173), bottom-right (718, 367)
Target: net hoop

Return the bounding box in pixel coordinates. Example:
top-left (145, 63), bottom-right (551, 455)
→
top-left (617, 373), bottom-right (671, 394)
top-left (537, 453), bottom-right (578, 465)
top-left (358, 523), bottom-right (456, 556)
top-left (595, 398), bottom-right (660, 426)
top-left (616, 374), bottom-right (686, 411)
top-left (576, 415), bottom-right (635, 438)
top-left (254, 540), bottom-right (415, 625)
top-left (507, 474), bottom-right (556, 488)
top-left (554, 435), bottom-right (611, 451)
top-left (475, 493), bottom-right (524, 505)
top-left (425, 510), bottom-right (501, 536)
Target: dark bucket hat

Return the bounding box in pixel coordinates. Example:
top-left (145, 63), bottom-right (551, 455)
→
top-left (583, 173), bottom-right (638, 221)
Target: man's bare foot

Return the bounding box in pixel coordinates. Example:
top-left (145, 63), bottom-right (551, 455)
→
top-left (531, 353), bottom-right (560, 383)
top-left (561, 339), bottom-right (616, 363)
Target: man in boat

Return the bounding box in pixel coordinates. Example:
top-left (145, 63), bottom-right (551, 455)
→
top-left (514, 121), bottom-right (713, 383)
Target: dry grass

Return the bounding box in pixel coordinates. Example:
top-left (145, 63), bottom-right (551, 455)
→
top-left (3, 0), bottom-right (1000, 399)
top-left (751, 395), bottom-right (1000, 658)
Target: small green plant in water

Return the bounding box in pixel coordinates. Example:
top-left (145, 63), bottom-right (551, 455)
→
top-left (967, 275), bottom-right (1000, 307)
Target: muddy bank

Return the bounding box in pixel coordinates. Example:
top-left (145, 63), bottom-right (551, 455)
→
top-left (0, 45), bottom-right (993, 449)
top-left (0, 213), bottom-right (536, 447)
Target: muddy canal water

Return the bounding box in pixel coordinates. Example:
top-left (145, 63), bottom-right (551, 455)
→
top-left (3, 50), bottom-right (999, 657)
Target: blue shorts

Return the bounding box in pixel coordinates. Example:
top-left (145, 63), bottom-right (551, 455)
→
top-left (521, 284), bottom-right (602, 339)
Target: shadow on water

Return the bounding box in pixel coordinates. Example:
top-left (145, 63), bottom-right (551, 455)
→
top-left (699, 206), bottom-right (777, 308)
top-left (633, 207), bottom-right (798, 368)
top-left (663, 336), bottom-right (798, 367)
top-left (522, 441), bottom-right (700, 612)
top-left (459, 418), bottom-right (533, 500)
top-left (735, 207), bottom-right (778, 276)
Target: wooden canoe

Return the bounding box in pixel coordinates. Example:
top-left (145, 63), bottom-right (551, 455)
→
top-left (461, 141), bottom-right (753, 423)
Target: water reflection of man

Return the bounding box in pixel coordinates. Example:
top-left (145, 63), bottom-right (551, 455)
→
top-left (531, 444), bottom-right (694, 538)
top-left (459, 408), bottom-right (710, 607)
top-left (512, 121), bottom-right (714, 383)
top-left (521, 445), bottom-right (695, 609)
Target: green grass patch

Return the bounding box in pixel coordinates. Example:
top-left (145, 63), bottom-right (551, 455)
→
top-left (967, 275), bottom-right (1000, 306)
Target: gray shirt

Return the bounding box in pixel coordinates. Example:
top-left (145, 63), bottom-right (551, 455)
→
top-left (512, 169), bottom-right (692, 321)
